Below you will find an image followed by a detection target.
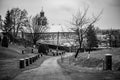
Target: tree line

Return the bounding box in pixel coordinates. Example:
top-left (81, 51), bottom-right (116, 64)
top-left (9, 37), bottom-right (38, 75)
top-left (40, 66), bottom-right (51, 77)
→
top-left (0, 7), bottom-right (48, 47)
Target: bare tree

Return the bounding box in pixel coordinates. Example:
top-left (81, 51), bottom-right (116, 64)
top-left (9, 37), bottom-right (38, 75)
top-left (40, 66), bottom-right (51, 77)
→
top-left (70, 7), bottom-right (102, 58)
top-left (26, 14), bottom-right (48, 46)
top-left (10, 8), bottom-right (28, 37)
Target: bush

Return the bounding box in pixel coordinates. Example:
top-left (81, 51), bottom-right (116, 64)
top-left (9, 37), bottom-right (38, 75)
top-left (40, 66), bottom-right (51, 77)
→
top-left (48, 44), bottom-right (69, 52)
top-left (2, 35), bottom-right (9, 47)
top-left (38, 44), bottom-right (49, 55)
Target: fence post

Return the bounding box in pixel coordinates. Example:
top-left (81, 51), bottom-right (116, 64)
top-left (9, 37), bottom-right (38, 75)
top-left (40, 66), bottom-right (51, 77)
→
top-left (19, 59), bottom-right (25, 68)
top-left (25, 58), bottom-right (29, 66)
top-left (22, 50), bottom-right (24, 54)
top-left (29, 57), bottom-right (32, 64)
top-left (31, 49), bottom-right (33, 53)
top-left (38, 54), bottom-right (39, 58)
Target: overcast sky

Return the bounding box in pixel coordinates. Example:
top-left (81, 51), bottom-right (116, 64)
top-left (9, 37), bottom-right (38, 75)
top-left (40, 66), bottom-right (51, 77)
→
top-left (0, 0), bottom-right (120, 30)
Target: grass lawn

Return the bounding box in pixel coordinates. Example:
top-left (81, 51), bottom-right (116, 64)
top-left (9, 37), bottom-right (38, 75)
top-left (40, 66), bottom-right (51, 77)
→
top-left (0, 56), bottom-right (50, 80)
top-left (58, 48), bottom-right (120, 80)
top-left (0, 44), bottom-right (37, 59)
top-left (0, 44), bottom-right (51, 80)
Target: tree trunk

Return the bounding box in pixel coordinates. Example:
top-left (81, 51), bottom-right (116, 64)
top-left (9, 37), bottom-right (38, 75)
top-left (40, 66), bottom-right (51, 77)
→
top-left (75, 41), bottom-right (82, 58)
top-left (15, 24), bottom-right (20, 37)
top-left (74, 47), bottom-right (80, 58)
top-left (74, 38), bottom-right (82, 58)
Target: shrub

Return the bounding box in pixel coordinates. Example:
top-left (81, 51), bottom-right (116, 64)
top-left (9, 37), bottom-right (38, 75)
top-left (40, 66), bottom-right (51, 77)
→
top-left (38, 44), bottom-right (49, 55)
top-left (2, 35), bottom-right (9, 47)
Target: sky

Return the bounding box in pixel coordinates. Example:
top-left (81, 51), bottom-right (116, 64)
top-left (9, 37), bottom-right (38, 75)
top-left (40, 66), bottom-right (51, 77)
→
top-left (0, 0), bottom-right (120, 31)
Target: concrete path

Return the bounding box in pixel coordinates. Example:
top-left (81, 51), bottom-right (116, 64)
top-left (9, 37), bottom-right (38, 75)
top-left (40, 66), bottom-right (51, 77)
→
top-left (13, 53), bottom-right (73, 80)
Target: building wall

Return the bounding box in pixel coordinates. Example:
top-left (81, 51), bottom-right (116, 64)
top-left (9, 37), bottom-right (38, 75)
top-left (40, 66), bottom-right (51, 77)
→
top-left (22, 30), bottom-right (120, 47)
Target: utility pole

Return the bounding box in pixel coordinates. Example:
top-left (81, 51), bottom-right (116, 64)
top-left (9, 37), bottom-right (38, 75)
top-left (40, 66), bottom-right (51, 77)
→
top-left (57, 31), bottom-right (59, 54)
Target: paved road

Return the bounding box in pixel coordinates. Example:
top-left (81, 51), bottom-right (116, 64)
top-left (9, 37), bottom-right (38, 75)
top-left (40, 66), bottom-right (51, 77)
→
top-left (13, 53), bottom-right (73, 80)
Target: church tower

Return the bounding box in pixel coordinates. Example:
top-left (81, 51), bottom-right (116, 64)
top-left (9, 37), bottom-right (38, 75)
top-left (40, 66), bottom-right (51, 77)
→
top-left (38, 7), bottom-right (47, 26)
top-left (40, 7), bottom-right (44, 17)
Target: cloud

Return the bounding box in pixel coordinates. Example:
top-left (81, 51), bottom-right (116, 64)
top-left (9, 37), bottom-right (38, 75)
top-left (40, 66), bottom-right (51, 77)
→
top-left (108, 0), bottom-right (120, 7)
top-left (45, 0), bottom-right (78, 11)
top-left (0, 0), bottom-right (120, 29)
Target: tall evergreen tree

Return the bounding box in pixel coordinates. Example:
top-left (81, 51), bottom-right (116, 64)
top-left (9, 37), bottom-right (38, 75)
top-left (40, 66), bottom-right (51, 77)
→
top-left (86, 25), bottom-right (98, 54)
top-left (3, 10), bottom-right (13, 33)
top-left (3, 10), bottom-right (14, 42)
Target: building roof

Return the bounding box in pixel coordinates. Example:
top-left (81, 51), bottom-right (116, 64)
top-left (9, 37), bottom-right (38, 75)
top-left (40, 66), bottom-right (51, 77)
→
top-left (47, 24), bottom-right (72, 32)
